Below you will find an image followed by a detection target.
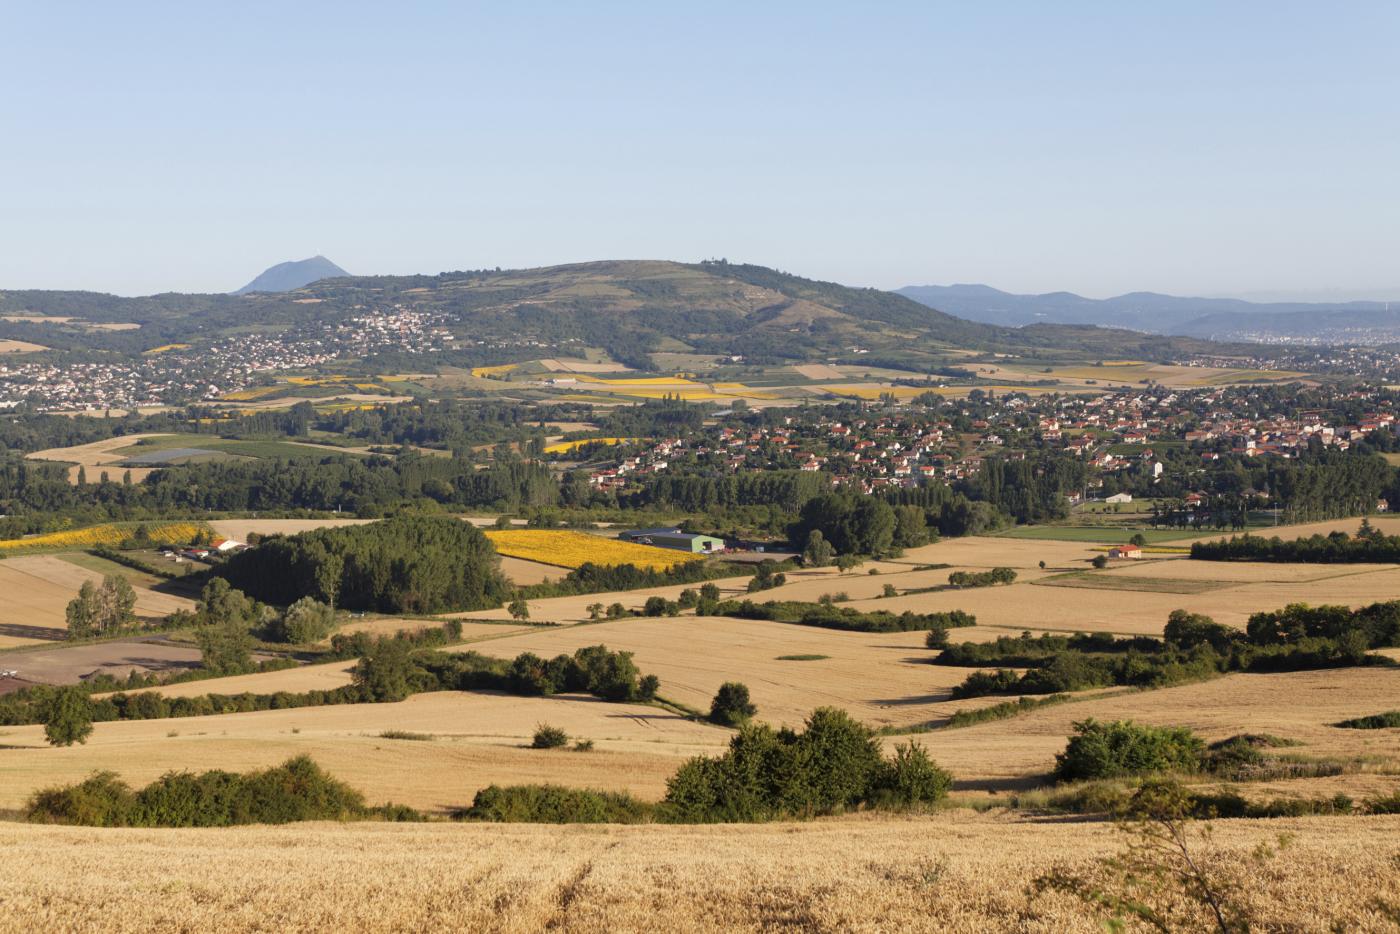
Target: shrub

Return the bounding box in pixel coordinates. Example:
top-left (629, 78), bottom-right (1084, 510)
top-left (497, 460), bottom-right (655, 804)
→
top-left (872, 742), bottom-right (952, 806)
top-left (1364, 791), bottom-right (1400, 815)
top-left (948, 567), bottom-right (1017, 588)
top-left (26, 771), bottom-right (135, 826)
top-left (273, 597), bottom-right (336, 644)
top-left (1335, 710), bottom-right (1400, 729)
top-left (1053, 719), bottom-right (1206, 783)
top-left (664, 707), bottom-right (949, 822)
top-left (26, 756), bottom-right (366, 827)
top-left (532, 724), bottom-right (569, 749)
top-left (465, 784), bottom-right (652, 823)
top-left (709, 681), bottom-right (757, 727)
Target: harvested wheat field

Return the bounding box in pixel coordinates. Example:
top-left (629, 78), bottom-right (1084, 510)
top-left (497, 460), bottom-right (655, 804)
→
top-left (498, 555), bottom-right (566, 585)
top-left (1184, 515), bottom-right (1400, 545)
top-left (0, 338), bottom-right (47, 352)
top-left (107, 659), bottom-right (360, 699)
top-left (1100, 556), bottom-right (1399, 583)
top-left (904, 536), bottom-right (1115, 570)
top-left (25, 433), bottom-right (174, 484)
top-left (0, 555), bottom-right (192, 648)
top-left (456, 616), bottom-right (968, 730)
top-left (327, 617), bottom-right (534, 643)
top-left (457, 574), bottom-right (755, 623)
top-left (920, 666), bottom-right (1400, 788)
top-left (3, 814), bottom-right (1398, 933)
top-left (209, 517), bottom-right (374, 540)
top-left (852, 557), bottom-right (1400, 637)
top-left (0, 691), bottom-right (729, 811)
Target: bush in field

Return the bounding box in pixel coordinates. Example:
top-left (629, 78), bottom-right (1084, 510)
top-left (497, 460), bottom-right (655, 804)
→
top-left (665, 707), bottom-right (950, 822)
top-left (273, 597), bottom-right (336, 644)
top-left (531, 724), bottom-right (569, 749)
top-left (709, 681), bottom-right (756, 727)
top-left (26, 756), bottom-right (371, 827)
top-left (506, 645), bottom-right (654, 703)
top-left (352, 637), bottom-right (421, 702)
top-left (1335, 710), bottom-right (1400, 729)
top-left (872, 741), bottom-right (953, 806)
top-left (1053, 719), bottom-right (1206, 783)
top-left (43, 687), bottom-right (94, 747)
top-left (948, 567), bottom-right (1017, 588)
top-left (466, 784), bottom-right (652, 823)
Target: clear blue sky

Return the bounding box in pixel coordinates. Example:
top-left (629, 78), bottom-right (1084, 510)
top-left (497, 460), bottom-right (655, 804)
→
top-left (3, 1), bottom-right (1397, 299)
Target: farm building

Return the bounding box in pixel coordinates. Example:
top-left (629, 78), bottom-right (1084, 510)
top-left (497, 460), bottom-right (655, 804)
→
top-left (1105, 492), bottom-right (1133, 504)
top-left (619, 528), bottom-right (726, 554)
top-left (1108, 544), bottom-right (1143, 559)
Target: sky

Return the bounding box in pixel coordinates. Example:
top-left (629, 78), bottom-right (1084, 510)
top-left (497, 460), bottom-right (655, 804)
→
top-left (2, 2), bottom-right (1397, 299)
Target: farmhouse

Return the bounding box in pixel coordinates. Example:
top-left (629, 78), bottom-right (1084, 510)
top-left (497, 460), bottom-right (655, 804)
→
top-left (1108, 544), bottom-right (1143, 559)
top-left (619, 527), bottom-right (726, 553)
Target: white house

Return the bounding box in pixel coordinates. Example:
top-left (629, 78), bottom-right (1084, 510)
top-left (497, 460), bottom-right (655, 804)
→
top-left (1105, 492), bottom-right (1133, 504)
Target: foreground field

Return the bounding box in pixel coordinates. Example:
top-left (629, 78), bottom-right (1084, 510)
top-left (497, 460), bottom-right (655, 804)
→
top-left (4, 814), bottom-right (1397, 932)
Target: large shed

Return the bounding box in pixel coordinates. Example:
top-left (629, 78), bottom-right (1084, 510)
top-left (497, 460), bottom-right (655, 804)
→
top-left (619, 527), bottom-right (726, 553)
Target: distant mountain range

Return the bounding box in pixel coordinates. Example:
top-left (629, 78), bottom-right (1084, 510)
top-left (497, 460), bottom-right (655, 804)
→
top-left (234, 256), bottom-right (349, 294)
top-left (897, 284), bottom-right (1400, 344)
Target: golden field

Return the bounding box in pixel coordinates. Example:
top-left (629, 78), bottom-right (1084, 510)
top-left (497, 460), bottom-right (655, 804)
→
top-left (4, 815), bottom-right (1398, 933)
top-left (0, 691), bottom-right (727, 811)
top-left (483, 529), bottom-right (703, 571)
top-left (0, 554), bottom-right (195, 647)
top-left (25, 433), bottom-right (176, 484)
top-left (3, 515), bottom-right (1400, 933)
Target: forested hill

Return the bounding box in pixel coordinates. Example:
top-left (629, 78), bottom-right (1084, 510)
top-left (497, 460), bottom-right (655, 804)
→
top-left (0, 259), bottom-right (1254, 365)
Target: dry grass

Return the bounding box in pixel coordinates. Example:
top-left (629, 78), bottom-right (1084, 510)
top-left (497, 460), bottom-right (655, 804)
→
top-left (0, 691), bottom-right (727, 810)
top-left (0, 555), bottom-right (194, 648)
top-left (327, 618), bottom-right (532, 643)
top-left (456, 616), bottom-right (963, 730)
top-left (208, 517), bottom-right (374, 540)
top-left (25, 433), bottom-right (175, 484)
top-left (922, 666), bottom-right (1400, 786)
top-left (2, 814), bottom-right (1397, 932)
top-left (1034, 573), bottom-right (1228, 594)
top-left (498, 556), bottom-right (567, 585)
top-left (0, 339), bottom-right (47, 352)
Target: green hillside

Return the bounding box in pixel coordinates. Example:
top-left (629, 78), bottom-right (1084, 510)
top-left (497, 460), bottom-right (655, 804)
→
top-left (0, 259), bottom-right (1260, 367)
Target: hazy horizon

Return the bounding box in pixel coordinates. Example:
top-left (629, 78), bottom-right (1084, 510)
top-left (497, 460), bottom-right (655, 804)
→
top-left (3, 2), bottom-right (1397, 299)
